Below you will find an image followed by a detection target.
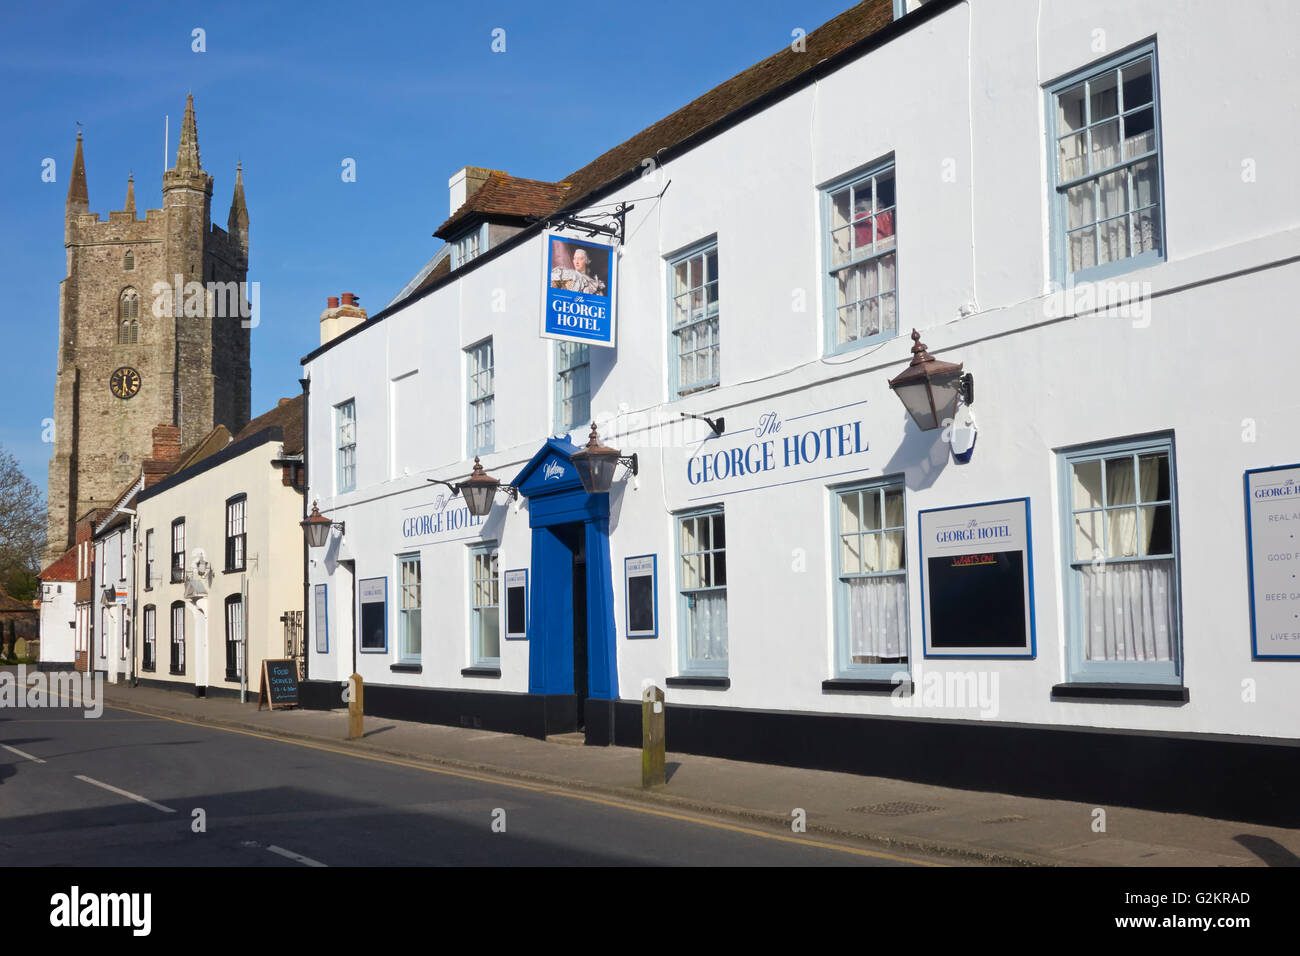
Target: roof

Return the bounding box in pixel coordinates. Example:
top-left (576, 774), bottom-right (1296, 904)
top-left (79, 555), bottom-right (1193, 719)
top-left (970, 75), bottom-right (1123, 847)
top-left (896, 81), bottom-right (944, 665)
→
top-left (40, 546), bottom-right (78, 582)
top-left (0, 585), bottom-right (37, 613)
top-left (234, 395), bottom-right (304, 455)
top-left (387, 246), bottom-right (452, 310)
top-left (434, 173), bottom-right (572, 239)
top-left (177, 427), bottom-right (233, 472)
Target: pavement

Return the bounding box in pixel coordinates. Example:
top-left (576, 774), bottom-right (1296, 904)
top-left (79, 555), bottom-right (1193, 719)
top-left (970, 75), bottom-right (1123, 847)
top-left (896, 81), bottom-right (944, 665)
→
top-left (89, 679), bottom-right (1300, 866)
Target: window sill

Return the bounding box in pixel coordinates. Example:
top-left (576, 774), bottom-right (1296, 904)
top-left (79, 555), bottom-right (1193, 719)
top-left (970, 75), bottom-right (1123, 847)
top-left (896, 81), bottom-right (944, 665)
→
top-left (141, 665), bottom-right (155, 673)
top-left (822, 678), bottom-right (911, 695)
top-left (461, 666), bottom-right (501, 678)
top-left (223, 567), bottom-right (245, 575)
top-left (224, 671), bottom-right (242, 683)
top-left (665, 676), bottom-right (730, 689)
top-left (169, 668), bottom-right (185, 676)
top-left (1051, 682), bottom-right (1188, 703)
top-left (391, 663), bottom-right (422, 674)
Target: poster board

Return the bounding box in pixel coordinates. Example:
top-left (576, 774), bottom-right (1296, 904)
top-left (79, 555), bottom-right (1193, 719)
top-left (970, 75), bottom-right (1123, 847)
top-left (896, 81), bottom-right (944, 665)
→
top-left (541, 234), bottom-right (617, 348)
top-left (918, 498), bottom-right (1036, 658)
top-left (625, 554), bottom-right (658, 639)
top-left (358, 577), bottom-right (387, 652)
top-left (504, 569), bottom-right (528, 640)
top-left (258, 658), bottom-right (300, 711)
top-left (1244, 464), bottom-right (1300, 659)
top-left (313, 583), bottom-right (328, 653)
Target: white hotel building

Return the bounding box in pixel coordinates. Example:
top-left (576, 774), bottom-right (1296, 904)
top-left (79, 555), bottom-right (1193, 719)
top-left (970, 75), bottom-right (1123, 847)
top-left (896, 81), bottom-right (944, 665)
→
top-left (299, 0), bottom-right (1300, 822)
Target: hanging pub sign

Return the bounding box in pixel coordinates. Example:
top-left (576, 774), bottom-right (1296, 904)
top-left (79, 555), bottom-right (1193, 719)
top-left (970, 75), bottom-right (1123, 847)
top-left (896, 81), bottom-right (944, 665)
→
top-left (1244, 464), bottom-right (1300, 660)
top-left (541, 233), bottom-right (616, 348)
top-left (918, 498), bottom-right (1036, 658)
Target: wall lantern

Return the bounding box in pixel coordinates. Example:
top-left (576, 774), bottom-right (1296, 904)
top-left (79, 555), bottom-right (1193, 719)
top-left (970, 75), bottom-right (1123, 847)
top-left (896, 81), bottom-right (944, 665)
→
top-left (571, 422), bottom-right (639, 495)
top-left (301, 500), bottom-right (344, 549)
top-left (427, 457), bottom-right (518, 518)
top-left (887, 329), bottom-right (974, 432)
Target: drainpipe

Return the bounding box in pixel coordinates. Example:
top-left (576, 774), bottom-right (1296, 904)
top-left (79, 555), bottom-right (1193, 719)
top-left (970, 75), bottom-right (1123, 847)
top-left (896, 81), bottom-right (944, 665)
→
top-left (299, 376), bottom-right (311, 687)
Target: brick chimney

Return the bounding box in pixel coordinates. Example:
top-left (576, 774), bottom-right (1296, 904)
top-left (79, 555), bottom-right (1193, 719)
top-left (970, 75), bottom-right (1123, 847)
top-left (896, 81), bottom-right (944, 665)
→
top-left (448, 167), bottom-right (499, 216)
top-left (319, 293), bottom-right (368, 346)
top-left (142, 424), bottom-right (182, 486)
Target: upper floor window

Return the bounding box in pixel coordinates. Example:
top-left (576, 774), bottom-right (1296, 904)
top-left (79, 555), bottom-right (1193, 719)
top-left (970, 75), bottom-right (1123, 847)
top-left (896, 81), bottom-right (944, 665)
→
top-left (336, 400), bottom-right (357, 493)
top-left (123, 249), bottom-right (135, 271)
top-left (118, 288), bottom-right (139, 344)
top-left (668, 241), bottom-right (720, 397)
top-left (824, 161), bottom-right (897, 352)
top-left (398, 553), bottom-right (422, 664)
top-left (225, 495), bottom-right (247, 571)
top-left (451, 225), bottom-right (486, 269)
top-left (170, 518), bottom-right (185, 583)
top-left (1059, 436), bottom-right (1181, 684)
top-left (144, 528), bottom-right (154, 589)
top-left (677, 508), bottom-right (728, 677)
top-left (470, 545), bottom-right (499, 666)
top-left (1049, 45), bottom-right (1165, 281)
top-left (833, 479), bottom-right (908, 678)
top-left (466, 339), bottom-right (494, 456)
top-left (555, 341), bottom-right (591, 433)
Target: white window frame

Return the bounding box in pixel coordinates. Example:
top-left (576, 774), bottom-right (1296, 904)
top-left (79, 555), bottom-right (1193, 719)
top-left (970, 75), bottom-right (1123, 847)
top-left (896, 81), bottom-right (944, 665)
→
top-left (170, 519), bottom-right (185, 583)
top-left (336, 399), bottom-right (357, 493)
top-left (225, 594), bottom-right (244, 681)
top-left (675, 507), bottom-right (728, 677)
top-left (142, 605), bottom-right (155, 671)
top-left (170, 602), bottom-right (186, 675)
top-left (144, 529), bottom-right (154, 590)
top-left (451, 223), bottom-right (488, 270)
top-left (225, 495), bottom-right (247, 572)
top-left (466, 339), bottom-right (495, 456)
top-left (667, 239), bottom-right (720, 397)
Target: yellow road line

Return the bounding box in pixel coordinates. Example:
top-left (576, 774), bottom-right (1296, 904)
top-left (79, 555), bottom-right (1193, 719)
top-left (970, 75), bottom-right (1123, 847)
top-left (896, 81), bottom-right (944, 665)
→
top-left (98, 699), bottom-right (944, 866)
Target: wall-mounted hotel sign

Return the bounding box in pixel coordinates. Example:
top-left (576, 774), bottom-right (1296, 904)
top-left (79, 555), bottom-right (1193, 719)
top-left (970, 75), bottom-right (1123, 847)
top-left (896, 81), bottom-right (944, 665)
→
top-left (542, 234), bottom-right (616, 348)
top-left (1245, 464), bottom-right (1300, 660)
top-left (918, 498), bottom-right (1036, 659)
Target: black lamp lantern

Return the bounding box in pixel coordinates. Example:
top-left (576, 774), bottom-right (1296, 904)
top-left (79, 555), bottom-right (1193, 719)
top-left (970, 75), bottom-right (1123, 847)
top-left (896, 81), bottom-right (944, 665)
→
top-left (570, 423), bottom-right (638, 495)
top-left (888, 329), bottom-right (973, 432)
top-left (301, 500), bottom-right (335, 549)
top-left (427, 457), bottom-right (516, 517)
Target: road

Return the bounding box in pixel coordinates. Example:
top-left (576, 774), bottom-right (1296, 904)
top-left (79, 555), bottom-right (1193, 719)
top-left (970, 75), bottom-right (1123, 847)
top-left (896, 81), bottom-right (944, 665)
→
top-left (0, 701), bottom-right (941, 866)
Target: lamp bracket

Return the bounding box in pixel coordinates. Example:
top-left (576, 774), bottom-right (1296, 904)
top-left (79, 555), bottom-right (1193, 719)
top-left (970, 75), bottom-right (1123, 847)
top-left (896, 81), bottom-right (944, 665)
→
top-left (959, 372), bottom-right (974, 406)
top-left (680, 412), bottom-right (725, 435)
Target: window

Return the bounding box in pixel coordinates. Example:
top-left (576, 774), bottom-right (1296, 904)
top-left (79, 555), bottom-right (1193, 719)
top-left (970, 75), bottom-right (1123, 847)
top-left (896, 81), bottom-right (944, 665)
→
top-left (668, 241), bottom-right (720, 396)
top-left (225, 495), bottom-right (247, 571)
top-left (225, 594), bottom-right (243, 682)
top-left (1048, 45), bottom-right (1165, 280)
top-left (336, 400), bottom-right (357, 493)
top-left (170, 519), bottom-right (185, 583)
top-left (834, 480), bottom-right (908, 677)
top-left (123, 249), bottom-right (135, 271)
top-left (170, 601), bottom-right (186, 674)
top-left (142, 605), bottom-right (155, 671)
top-left (677, 509), bottom-right (728, 676)
top-left (398, 553), bottom-right (422, 664)
top-left (466, 339), bottom-right (494, 455)
top-left (555, 341), bottom-right (591, 433)
top-left (144, 529), bottom-right (154, 589)
top-left (470, 545), bottom-right (499, 666)
top-left (1060, 436), bottom-right (1181, 684)
top-left (118, 288), bottom-right (139, 344)
top-left (824, 162), bottom-right (897, 351)
top-left (451, 224), bottom-right (486, 269)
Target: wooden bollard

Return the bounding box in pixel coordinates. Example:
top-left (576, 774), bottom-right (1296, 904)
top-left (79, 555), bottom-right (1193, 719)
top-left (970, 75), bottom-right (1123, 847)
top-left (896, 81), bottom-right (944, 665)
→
top-left (642, 683), bottom-right (666, 788)
top-left (348, 673), bottom-right (364, 740)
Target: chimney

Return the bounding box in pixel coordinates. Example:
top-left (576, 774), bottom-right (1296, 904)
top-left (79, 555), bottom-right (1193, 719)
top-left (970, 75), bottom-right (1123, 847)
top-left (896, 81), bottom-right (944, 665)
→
top-left (448, 166), bottom-right (498, 216)
top-left (151, 425), bottom-right (182, 463)
top-left (320, 292), bottom-right (368, 346)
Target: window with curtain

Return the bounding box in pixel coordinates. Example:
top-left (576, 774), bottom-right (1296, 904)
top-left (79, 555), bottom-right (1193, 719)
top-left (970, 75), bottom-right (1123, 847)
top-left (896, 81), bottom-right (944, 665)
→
top-left (1062, 438), bottom-right (1180, 683)
top-left (677, 509), bottom-right (728, 676)
top-left (668, 241), bottom-right (720, 396)
top-left (835, 480), bottom-right (908, 676)
top-left (467, 340), bottom-right (494, 455)
top-left (142, 605), bottom-right (155, 671)
top-left (1050, 46), bottom-right (1164, 278)
top-left (399, 554), bottom-right (422, 663)
top-left (470, 546), bottom-right (499, 665)
top-left (336, 400), bottom-right (357, 493)
top-left (170, 601), bottom-right (186, 675)
top-left (824, 162), bottom-right (897, 351)
top-left (555, 341), bottom-right (591, 432)
top-left (225, 594), bottom-right (244, 682)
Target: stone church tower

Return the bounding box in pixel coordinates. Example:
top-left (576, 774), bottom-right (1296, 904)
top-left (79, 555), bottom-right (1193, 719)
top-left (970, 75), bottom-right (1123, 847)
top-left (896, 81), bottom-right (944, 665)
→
top-left (44, 95), bottom-right (252, 564)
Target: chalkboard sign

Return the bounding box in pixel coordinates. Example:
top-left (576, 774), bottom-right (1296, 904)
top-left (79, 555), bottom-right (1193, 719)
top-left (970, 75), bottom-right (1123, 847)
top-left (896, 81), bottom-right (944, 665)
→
top-left (919, 498), bottom-right (1036, 658)
top-left (625, 555), bottom-right (658, 638)
top-left (504, 569), bottom-right (527, 640)
top-left (258, 658), bottom-right (300, 711)
top-left (358, 577), bottom-right (387, 652)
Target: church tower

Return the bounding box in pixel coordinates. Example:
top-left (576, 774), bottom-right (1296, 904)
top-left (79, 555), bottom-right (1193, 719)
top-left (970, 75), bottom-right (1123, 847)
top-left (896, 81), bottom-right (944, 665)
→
top-left (44, 96), bottom-right (252, 564)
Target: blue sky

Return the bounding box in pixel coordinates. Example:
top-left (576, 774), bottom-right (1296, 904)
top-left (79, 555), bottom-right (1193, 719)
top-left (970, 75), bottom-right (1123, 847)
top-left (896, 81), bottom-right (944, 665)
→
top-left (0, 0), bottom-right (854, 495)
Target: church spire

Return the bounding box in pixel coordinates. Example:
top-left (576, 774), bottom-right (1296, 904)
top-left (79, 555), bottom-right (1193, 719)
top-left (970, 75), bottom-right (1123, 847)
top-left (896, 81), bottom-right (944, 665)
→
top-left (66, 130), bottom-right (88, 215)
top-left (124, 172), bottom-right (135, 216)
top-left (228, 163), bottom-right (248, 230)
top-left (173, 93), bottom-right (202, 174)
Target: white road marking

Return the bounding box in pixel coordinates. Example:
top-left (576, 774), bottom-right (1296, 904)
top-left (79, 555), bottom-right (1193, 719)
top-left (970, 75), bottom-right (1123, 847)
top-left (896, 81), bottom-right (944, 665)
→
top-left (1, 744), bottom-right (46, 764)
top-left (266, 844), bottom-right (327, 867)
top-left (74, 774), bottom-right (176, 813)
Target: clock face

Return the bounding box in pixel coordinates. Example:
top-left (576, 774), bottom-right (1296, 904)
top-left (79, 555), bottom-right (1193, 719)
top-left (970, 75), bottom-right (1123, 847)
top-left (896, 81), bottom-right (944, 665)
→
top-left (109, 366), bottom-right (141, 400)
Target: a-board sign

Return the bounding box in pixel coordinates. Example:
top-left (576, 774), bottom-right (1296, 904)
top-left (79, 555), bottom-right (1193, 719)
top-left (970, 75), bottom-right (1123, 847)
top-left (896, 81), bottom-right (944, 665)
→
top-left (1244, 464), bottom-right (1300, 659)
top-left (918, 498), bottom-right (1036, 658)
top-left (258, 658), bottom-right (300, 711)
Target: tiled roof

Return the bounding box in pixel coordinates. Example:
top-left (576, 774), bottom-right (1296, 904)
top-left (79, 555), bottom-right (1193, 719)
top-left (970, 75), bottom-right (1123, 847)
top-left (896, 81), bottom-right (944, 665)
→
top-left (434, 173), bottom-right (572, 239)
top-left (233, 394), bottom-right (304, 455)
top-left (40, 546), bottom-right (78, 582)
top-left (0, 585), bottom-right (36, 613)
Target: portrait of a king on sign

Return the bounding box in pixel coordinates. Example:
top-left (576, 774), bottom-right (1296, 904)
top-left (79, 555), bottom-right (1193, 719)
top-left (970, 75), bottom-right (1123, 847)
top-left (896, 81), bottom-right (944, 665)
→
top-left (543, 235), bottom-right (616, 347)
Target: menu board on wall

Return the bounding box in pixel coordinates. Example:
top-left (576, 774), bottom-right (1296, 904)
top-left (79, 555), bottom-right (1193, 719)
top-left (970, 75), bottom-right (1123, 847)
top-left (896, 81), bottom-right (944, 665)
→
top-left (625, 555), bottom-right (658, 639)
top-left (1245, 464), bottom-right (1300, 659)
top-left (504, 569), bottom-right (528, 640)
top-left (358, 577), bottom-right (387, 652)
top-left (918, 498), bottom-right (1036, 658)
top-left (314, 584), bottom-right (328, 653)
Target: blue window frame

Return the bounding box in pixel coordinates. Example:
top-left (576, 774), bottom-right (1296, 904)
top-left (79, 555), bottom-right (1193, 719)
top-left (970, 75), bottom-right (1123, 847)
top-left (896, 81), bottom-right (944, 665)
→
top-left (832, 478), bottom-right (909, 678)
top-left (554, 340), bottom-right (591, 433)
top-left (1058, 434), bottom-right (1182, 684)
top-left (470, 544), bottom-right (499, 666)
top-left (675, 508), bottom-right (727, 676)
top-left (1046, 42), bottom-right (1166, 283)
top-left (335, 399), bottom-right (356, 493)
top-left (821, 160), bottom-right (898, 354)
top-left (397, 553), bottom-right (421, 664)
top-left (667, 239), bottom-right (720, 398)
top-left (466, 339), bottom-right (494, 456)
